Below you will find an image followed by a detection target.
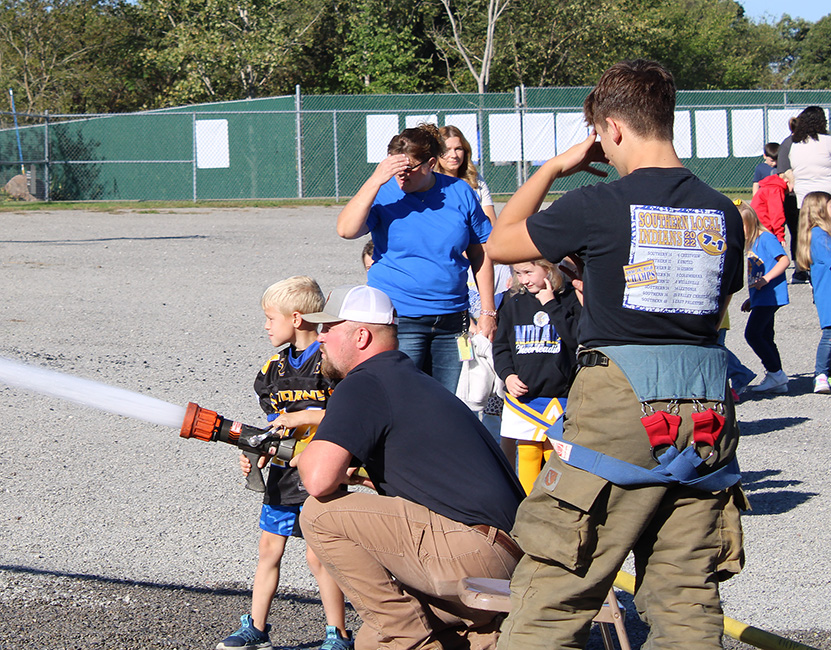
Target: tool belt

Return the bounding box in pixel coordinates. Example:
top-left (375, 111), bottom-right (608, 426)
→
top-left (551, 345), bottom-right (740, 492)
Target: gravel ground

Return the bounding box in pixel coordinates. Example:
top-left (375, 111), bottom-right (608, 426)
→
top-left (1, 206), bottom-right (829, 650)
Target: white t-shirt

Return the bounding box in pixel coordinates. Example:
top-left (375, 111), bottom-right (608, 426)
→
top-left (790, 134), bottom-right (831, 207)
top-left (476, 173), bottom-right (494, 207)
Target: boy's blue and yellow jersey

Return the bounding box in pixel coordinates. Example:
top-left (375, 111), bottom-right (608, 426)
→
top-left (253, 341), bottom-right (335, 506)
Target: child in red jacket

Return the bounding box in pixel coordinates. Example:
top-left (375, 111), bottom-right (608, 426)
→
top-left (751, 172), bottom-right (792, 244)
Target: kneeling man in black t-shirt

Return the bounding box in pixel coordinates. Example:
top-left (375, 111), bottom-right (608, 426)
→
top-left (297, 284), bottom-right (525, 650)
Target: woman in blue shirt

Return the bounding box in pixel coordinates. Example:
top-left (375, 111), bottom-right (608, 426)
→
top-left (337, 123), bottom-right (496, 393)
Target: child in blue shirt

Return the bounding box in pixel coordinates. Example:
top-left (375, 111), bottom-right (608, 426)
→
top-left (738, 202), bottom-right (790, 394)
top-left (796, 191), bottom-right (831, 393)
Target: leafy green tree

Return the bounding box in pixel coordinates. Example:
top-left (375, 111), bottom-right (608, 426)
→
top-left (0, 0), bottom-right (132, 113)
top-left (764, 14), bottom-right (812, 86)
top-left (636, 0), bottom-right (781, 89)
top-left (333, 0), bottom-right (437, 93)
top-left (137, 0), bottom-right (328, 106)
top-left (788, 15), bottom-right (831, 89)
top-left (62, 2), bottom-right (162, 113)
top-left (489, 0), bottom-right (647, 89)
top-left (426, 0), bottom-right (515, 93)
top-left (499, 0), bottom-right (789, 91)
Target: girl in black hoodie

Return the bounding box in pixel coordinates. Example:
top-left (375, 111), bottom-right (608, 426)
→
top-left (493, 259), bottom-right (582, 493)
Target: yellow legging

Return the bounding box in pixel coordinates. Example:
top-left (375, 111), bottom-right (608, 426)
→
top-left (517, 441), bottom-right (552, 495)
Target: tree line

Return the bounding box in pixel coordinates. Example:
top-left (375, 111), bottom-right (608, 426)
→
top-left (1, 0), bottom-right (829, 116)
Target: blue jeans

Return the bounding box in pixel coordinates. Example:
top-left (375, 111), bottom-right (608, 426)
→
top-left (397, 311), bottom-right (468, 393)
top-left (717, 328), bottom-right (755, 390)
top-left (744, 305), bottom-right (782, 373)
top-left (816, 327), bottom-right (831, 376)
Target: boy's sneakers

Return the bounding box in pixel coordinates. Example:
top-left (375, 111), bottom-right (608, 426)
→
top-left (814, 374), bottom-right (831, 394)
top-left (731, 372), bottom-right (756, 396)
top-left (318, 625), bottom-right (354, 650)
top-left (217, 615), bottom-right (272, 650)
top-left (750, 370), bottom-right (789, 393)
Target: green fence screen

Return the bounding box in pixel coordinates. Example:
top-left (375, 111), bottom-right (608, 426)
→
top-left (1, 88), bottom-right (830, 202)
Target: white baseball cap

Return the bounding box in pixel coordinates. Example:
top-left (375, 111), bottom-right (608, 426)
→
top-left (304, 285), bottom-right (398, 325)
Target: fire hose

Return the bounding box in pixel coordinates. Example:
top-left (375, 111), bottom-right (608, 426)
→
top-left (613, 571), bottom-right (822, 650)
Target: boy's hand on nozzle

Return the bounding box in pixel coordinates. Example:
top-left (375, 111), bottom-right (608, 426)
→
top-left (268, 408), bottom-right (325, 435)
top-left (239, 453), bottom-right (251, 477)
top-left (239, 452), bottom-right (270, 477)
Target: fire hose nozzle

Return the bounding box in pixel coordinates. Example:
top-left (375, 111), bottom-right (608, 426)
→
top-left (180, 401), bottom-right (300, 460)
top-left (178, 401), bottom-right (369, 488)
top-left (180, 402), bottom-right (221, 442)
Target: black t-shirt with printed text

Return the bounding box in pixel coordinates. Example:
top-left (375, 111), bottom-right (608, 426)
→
top-left (527, 167), bottom-right (744, 348)
top-left (493, 286), bottom-right (581, 398)
top-left (254, 342), bottom-right (334, 507)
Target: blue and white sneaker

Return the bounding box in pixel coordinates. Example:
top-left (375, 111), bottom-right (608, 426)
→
top-left (217, 614), bottom-right (272, 650)
top-left (318, 625), bottom-right (354, 650)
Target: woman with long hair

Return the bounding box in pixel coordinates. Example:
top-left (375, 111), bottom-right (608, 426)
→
top-left (337, 123), bottom-right (496, 393)
top-left (434, 125), bottom-right (497, 223)
top-left (789, 106), bottom-right (831, 209)
top-left (796, 191), bottom-right (831, 393)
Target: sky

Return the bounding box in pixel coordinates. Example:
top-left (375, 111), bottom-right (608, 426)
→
top-left (739, 0), bottom-right (828, 23)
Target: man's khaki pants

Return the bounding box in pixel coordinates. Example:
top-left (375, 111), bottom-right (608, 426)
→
top-left (301, 492), bottom-right (520, 650)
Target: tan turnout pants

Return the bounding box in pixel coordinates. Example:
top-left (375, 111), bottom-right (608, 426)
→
top-left (497, 360), bottom-right (747, 650)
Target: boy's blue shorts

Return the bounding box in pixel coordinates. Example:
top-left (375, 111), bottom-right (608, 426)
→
top-left (259, 503), bottom-right (303, 538)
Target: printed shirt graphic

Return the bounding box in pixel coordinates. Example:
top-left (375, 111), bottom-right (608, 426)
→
top-left (624, 204), bottom-right (727, 314)
top-left (747, 253), bottom-right (765, 287)
top-left (514, 310), bottom-right (561, 355)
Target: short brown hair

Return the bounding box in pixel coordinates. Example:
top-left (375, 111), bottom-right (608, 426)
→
top-left (388, 123), bottom-right (444, 163)
top-left (583, 59), bottom-right (676, 141)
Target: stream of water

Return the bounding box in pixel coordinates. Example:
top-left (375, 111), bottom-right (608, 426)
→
top-left (0, 356), bottom-right (187, 429)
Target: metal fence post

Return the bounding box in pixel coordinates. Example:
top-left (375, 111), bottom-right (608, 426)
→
top-left (44, 110), bottom-right (50, 202)
top-left (520, 84), bottom-right (528, 185)
top-left (192, 112), bottom-right (197, 202)
top-left (763, 104), bottom-right (769, 144)
top-left (296, 85), bottom-right (303, 199)
top-left (333, 110), bottom-right (339, 201)
top-left (476, 92), bottom-right (486, 188)
top-left (514, 86), bottom-right (526, 190)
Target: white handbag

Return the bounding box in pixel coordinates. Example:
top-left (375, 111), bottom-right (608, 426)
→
top-left (456, 333), bottom-right (504, 410)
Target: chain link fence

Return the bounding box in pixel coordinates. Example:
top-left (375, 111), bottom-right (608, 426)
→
top-left (1, 88), bottom-right (830, 202)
